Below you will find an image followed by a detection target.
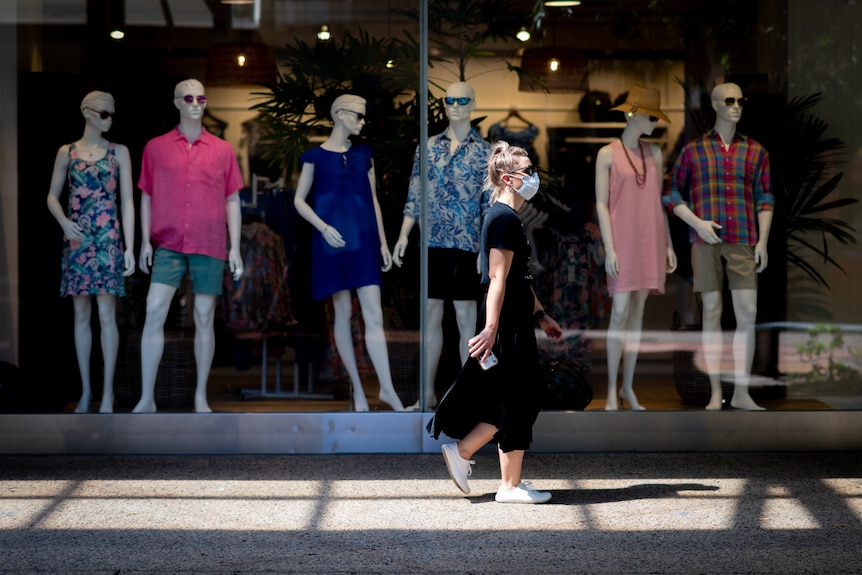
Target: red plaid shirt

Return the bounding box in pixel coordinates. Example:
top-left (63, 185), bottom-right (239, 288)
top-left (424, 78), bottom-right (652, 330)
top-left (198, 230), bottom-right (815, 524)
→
top-left (663, 130), bottom-right (774, 245)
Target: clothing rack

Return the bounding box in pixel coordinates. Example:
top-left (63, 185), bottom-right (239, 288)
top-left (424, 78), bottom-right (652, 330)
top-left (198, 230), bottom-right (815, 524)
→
top-left (242, 174), bottom-right (285, 209)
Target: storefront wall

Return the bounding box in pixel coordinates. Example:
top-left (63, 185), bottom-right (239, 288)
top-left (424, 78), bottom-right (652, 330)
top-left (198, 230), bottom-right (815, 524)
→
top-left (0, 0), bottom-right (859, 454)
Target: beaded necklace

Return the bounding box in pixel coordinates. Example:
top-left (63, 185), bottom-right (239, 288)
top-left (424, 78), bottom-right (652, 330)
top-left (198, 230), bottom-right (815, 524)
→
top-left (619, 137), bottom-right (646, 188)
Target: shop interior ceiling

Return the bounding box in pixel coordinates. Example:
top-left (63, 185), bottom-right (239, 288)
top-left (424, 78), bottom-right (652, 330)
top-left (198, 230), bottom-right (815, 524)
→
top-left (18, 0), bottom-right (693, 56)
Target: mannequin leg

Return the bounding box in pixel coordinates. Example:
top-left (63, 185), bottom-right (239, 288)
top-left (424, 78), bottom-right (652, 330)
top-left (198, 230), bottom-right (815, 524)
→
top-left (604, 291), bottom-right (630, 411)
top-left (407, 298), bottom-right (444, 410)
top-left (356, 285), bottom-right (405, 411)
top-left (700, 291), bottom-right (724, 411)
top-left (729, 289), bottom-right (764, 410)
top-left (134, 282), bottom-right (177, 413)
top-left (619, 289), bottom-right (648, 411)
top-left (192, 294), bottom-right (217, 413)
top-left (331, 290), bottom-right (368, 411)
top-left (452, 299), bottom-right (477, 365)
top-left (95, 295), bottom-right (118, 413)
top-left (71, 295), bottom-right (93, 413)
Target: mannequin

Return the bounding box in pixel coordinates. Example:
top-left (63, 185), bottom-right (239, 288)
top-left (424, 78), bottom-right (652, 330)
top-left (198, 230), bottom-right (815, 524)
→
top-left (135, 79), bottom-right (244, 413)
top-left (595, 85), bottom-right (676, 411)
top-left (392, 82), bottom-right (491, 409)
top-left (46, 91), bottom-right (135, 413)
top-left (663, 82), bottom-right (774, 410)
top-left (294, 94), bottom-right (405, 412)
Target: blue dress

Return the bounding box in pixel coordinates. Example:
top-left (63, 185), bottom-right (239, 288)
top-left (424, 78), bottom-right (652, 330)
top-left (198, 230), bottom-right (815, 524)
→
top-left (300, 144), bottom-right (382, 300)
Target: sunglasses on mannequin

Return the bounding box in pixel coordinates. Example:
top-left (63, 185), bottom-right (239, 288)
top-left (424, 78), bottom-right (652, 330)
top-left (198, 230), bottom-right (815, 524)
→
top-left (180, 95), bottom-right (207, 104)
top-left (718, 97), bottom-right (748, 107)
top-left (443, 97), bottom-right (472, 106)
top-left (85, 107), bottom-right (113, 120)
top-left (338, 109), bottom-right (366, 121)
top-left (506, 165), bottom-right (537, 177)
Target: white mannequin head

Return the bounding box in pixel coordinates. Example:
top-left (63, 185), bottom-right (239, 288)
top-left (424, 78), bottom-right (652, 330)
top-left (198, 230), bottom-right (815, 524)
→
top-left (173, 78), bottom-right (206, 121)
top-left (711, 82), bottom-right (745, 126)
top-left (80, 91), bottom-right (115, 131)
top-left (331, 94), bottom-right (367, 136)
top-left (443, 82), bottom-right (476, 123)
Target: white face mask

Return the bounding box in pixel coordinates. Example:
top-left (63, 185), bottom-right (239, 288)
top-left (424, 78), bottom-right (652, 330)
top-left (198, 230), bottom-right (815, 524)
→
top-left (513, 172), bottom-right (540, 201)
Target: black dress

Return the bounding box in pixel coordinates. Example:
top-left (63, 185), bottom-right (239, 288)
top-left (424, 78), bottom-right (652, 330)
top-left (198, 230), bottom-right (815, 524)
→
top-left (428, 202), bottom-right (541, 452)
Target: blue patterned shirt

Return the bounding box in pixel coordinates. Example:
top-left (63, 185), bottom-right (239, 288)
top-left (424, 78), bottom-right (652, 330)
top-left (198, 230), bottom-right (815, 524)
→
top-left (404, 128), bottom-right (491, 252)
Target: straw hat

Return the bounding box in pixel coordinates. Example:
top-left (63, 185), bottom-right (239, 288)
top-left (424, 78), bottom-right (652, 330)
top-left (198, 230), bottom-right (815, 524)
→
top-left (610, 85), bottom-right (670, 123)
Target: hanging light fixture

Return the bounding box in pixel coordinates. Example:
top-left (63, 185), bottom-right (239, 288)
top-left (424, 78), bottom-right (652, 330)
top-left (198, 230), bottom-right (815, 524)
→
top-left (206, 42), bottom-right (277, 87)
top-left (516, 27), bottom-right (531, 42)
top-left (544, 1), bottom-right (582, 6)
top-left (107, 0), bottom-right (125, 40)
top-left (317, 25), bottom-right (331, 41)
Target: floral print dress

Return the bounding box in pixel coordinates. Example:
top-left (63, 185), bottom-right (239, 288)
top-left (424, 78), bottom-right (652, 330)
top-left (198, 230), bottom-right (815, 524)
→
top-left (59, 143), bottom-right (126, 297)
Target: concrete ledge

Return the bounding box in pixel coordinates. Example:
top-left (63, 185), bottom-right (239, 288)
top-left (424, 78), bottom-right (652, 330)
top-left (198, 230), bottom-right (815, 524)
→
top-left (1, 411), bottom-right (861, 454)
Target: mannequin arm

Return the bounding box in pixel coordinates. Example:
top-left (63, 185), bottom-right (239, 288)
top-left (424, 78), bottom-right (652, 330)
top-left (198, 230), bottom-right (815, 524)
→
top-left (139, 194), bottom-right (152, 273)
top-left (594, 145), bottom-right (618, 278)
top-left (45, 145), bottom-right (85, 242)
top-left (293, 161), bottom-right (345, 248)
top-left (672, 203), bottom-right (722, 244)
top-left (226, 191), bottom-right (243, 279)
top-left (115, 144), bottom-right (136, 276)
top-left (652, 146), bottom-right (677, 274)
top-left (369, 162), bottom-right (392, 272)
top-left (755, 210), bottom-right (773, 272)
top-left (392, 216), bottom-right (416, 267)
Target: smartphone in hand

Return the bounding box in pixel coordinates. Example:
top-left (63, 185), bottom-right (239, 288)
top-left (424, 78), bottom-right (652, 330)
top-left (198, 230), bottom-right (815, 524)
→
top-left (479, 352), bottom-right (498, 371)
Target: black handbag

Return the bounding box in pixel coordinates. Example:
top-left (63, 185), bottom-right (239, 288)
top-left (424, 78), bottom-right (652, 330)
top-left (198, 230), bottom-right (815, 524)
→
top-left (539, 360), bottom-right (593, 411)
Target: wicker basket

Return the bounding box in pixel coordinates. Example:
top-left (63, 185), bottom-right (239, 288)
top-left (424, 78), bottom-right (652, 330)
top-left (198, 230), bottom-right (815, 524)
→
top-left (115, 328), bottom-right (196, 409)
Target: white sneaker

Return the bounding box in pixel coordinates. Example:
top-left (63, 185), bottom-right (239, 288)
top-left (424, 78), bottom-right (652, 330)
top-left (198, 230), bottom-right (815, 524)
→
top-left (495, 481), bottom-right (552, 504)
top-left (441, 443), bottom-right (474, 494)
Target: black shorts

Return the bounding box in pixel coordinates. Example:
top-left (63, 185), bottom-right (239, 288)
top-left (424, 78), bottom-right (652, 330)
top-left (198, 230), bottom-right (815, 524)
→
top-left (428, 248), bottom-right (481, 301)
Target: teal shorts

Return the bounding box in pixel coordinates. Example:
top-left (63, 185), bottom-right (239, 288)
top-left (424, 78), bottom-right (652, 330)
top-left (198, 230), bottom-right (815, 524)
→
top-left (150, 247), bottom-right (225, 295)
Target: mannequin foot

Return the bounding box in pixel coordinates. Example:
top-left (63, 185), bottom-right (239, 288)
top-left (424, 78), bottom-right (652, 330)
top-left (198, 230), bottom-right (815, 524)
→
top-left (74, 390), bottom-right (92, 413)
top-left (194, 393), bottom-right (212, 413)
top-left (352, 387), bottom-right (370, 412)
top-left (620, 389), bottom-right (646, 411)
top-left (98, 392), bottom-right (114, 414)
top-left (378, 388), bottom-right (406, 412)
top-left (731, 393), bottom-right (765, 411)
top-left (132, 398), bottom-right (157, 413)
top-left (604, 396), bottom-right (618, 411)
top-left (705, 393), bottom-right (724, 411)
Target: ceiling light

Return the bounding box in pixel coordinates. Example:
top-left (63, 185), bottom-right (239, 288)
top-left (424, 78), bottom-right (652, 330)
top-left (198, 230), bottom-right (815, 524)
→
top-left (207, 42), bottom-right (277, 87)
top-left (544, 1), bottom-right (582, 6)
top-left (317, 25), bottom-right (331, 41)
top-left (109, 29), bottom-right (125, 40)
top-left (516, 27), bottom-right (531, 42)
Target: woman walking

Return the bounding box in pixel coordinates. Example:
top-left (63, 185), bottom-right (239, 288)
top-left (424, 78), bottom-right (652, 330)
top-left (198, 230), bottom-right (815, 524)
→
top-left (429, 141), bottom-right (562, 503)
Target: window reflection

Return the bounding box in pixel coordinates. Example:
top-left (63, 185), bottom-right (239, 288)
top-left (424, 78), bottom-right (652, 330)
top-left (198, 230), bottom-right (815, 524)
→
top-left (0, 0), bottom-right (859, 415)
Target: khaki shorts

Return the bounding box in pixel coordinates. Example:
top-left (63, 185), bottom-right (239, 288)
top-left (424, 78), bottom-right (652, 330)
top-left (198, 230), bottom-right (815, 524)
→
top-left (691, 243), bottom-right (757, 293)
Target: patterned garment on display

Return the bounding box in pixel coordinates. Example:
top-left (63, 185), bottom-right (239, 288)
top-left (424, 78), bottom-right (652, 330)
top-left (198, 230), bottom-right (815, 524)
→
top-left (403, 128), bottom-right (491, 251)
top-left (220, 222), bottom-right (295, 332)
top-left (59, 143), bottom-right (126, 297)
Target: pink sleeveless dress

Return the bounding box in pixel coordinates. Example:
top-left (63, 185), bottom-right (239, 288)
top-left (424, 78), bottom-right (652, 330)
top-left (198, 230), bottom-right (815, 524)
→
top-left (606, 139), bottom-right (667, 296)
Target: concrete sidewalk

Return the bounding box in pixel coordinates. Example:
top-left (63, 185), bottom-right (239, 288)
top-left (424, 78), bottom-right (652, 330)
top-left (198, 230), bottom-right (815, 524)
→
top-left (1, 452), bottom-right (860, 574)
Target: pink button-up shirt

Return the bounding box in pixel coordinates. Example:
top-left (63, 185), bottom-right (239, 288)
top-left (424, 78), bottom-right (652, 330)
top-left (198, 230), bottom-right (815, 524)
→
top-left (138, 127), bottom-right (243, 260)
